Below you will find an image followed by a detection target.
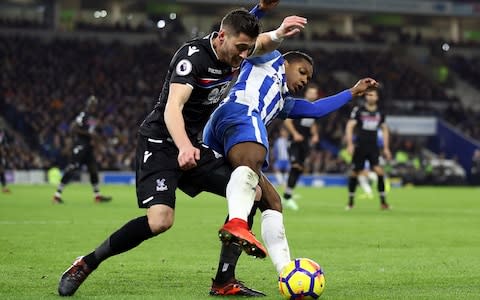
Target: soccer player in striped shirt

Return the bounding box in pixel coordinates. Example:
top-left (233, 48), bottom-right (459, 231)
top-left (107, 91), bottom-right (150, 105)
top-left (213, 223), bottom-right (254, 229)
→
top-left (204, 49), bottom-right (378, 274)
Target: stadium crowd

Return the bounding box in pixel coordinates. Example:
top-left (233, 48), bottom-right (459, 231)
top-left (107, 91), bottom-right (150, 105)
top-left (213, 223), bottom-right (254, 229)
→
top-left (1, 35), bottom-right (478, 176)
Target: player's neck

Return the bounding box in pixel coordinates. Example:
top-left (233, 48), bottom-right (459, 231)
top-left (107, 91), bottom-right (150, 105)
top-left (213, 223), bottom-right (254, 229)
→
top-left (365, 103), bottom-right (377, 111)
top-left (211, 35), bottom-right (222, 61)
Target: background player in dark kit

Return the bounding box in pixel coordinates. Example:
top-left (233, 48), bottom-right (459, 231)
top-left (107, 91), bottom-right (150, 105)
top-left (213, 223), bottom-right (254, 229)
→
top-left (52, 96), bottom-right (112, 204)
top-left (282, 84), bottom-right (320, 210)
top-left (345, 87), bottom-right (392, 210)
top-left (57, 2), bottom-right (308, 297)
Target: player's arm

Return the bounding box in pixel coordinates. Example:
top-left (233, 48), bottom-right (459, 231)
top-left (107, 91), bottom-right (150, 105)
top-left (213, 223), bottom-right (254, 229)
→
top-left (283, 119), bottom-right (304, 142)
top-left (250, 0), bottom-right (280, 18)
top-left (281, 78), bottom-right (378, 119)
top-left (310, 122), bottom-right (319, 145)
top-left (70, 120), bottom-right (90, 137)
top-left (251, 15), bottom-right (307, 57)
top-left (381, 123), bottom-right (392, 160)
top-left (164, 83), bottom-right (200, 170)
top-left (345, 119), bottom-right (357, 155)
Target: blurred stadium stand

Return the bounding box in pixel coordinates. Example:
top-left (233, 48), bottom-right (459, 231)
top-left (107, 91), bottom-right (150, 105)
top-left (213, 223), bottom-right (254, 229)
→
top-left (1, 0), bottom-right (479, 185)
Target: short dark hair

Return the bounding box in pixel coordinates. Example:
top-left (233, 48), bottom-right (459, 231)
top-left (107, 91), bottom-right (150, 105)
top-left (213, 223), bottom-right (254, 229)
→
top-left (283, 51), bottom-right (314, 66)
top-left (220, 9), bottom-right (260, 39)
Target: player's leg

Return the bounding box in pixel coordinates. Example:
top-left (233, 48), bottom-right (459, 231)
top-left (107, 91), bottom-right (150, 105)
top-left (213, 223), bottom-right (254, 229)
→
top-left (220, 141), bottom-right (267, 257)
top-left (58, 136), bottom-right (180, 296)
top-left (86, 155), bottom-right (111, 202)
top-left (178, 147), bottom-right (266, 296)
top-left (348, 147), bottom-right (364, 209)
top-left (53, 162), bottom-right (79, 203)
top-left (258, 175), bottom-right (292, 275)
top-left (373, 165), bottom-right (389, 209)
top-left (283, 142), bottom-right (307, 211)
top-left (358, 167), bottom-right (373, 200)
top-left (54, 146), bottom-right (85, 203)
top-left (0, 163), bottom-right (9, 193)
top-left (369, 149), bottom-right (389, 209)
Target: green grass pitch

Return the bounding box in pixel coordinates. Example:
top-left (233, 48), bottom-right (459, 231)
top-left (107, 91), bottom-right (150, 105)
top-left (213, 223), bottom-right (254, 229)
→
top-left (1, 184), bottom-right (479, 299)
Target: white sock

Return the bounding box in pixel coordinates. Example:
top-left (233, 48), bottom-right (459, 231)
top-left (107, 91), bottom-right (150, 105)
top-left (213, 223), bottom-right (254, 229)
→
top-left (358, 175), bottom-right (372, 195)
top-left (275, 172), bottom-right (284, 186)
top-left (261, 209), bottom-right (291, 274)
top-left (227, 166), bottom-right (259, 221)
top-left (368, 171), bottom-right (378, 182)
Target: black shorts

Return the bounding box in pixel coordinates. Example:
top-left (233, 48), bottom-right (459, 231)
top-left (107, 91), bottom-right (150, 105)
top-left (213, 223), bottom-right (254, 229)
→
top-left (289, 142), bottom-right (309, 165)
top-left (135, 135), bottom-right (232, 209)
top-left (70, 144), bottom-right (96, 167)
top-left (352, 145), bottom-right (380, 172)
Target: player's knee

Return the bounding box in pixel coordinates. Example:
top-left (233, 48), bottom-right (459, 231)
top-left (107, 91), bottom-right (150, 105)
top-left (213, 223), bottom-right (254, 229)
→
top-left (147, 206), bottom-right (174, 235)
top-left (229, 166), bottom-right (259, 188)
top-left (374, 167), bottom-right (384, 176)
top-left (292, 163), bottom-right (303, 172)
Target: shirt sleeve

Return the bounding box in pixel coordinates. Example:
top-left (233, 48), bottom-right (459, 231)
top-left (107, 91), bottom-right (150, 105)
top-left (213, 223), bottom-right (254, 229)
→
top-left (169, 44), bottom-right (204, 88)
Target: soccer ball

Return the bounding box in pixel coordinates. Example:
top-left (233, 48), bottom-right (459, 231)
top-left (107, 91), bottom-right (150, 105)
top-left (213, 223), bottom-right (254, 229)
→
top-left (278, 258), bottom-right (325, 299)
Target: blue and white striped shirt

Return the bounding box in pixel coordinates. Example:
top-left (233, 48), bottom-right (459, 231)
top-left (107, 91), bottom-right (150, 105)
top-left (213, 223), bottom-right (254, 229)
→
top-left (221, 50), bottom-right (289, 126)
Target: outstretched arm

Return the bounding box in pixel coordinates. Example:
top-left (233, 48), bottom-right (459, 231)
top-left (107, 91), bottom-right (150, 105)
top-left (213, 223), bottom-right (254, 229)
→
top-left (283, 78), bottom-right (379, 119)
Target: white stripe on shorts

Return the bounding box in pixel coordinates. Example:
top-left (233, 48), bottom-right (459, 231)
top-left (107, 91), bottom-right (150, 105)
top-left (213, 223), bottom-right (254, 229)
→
top-left (147, 138), bottom-right (163, 143)
top-left (142, 196), bottom-right (154, 204)
top-left (251, 116), bottom-right (262, 144)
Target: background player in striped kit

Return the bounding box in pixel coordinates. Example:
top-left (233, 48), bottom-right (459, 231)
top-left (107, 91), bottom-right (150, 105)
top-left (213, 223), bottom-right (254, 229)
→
top-left (272, 127), bottom-right (291, 186)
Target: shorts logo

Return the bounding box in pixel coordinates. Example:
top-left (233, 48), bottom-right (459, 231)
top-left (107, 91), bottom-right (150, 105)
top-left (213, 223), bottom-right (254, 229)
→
top-left (156, 178), bottom-right (168, 192)
top-left (143, 151), bottom-right (152, 163)
top-left (176, 59), bottom-right (192, 76)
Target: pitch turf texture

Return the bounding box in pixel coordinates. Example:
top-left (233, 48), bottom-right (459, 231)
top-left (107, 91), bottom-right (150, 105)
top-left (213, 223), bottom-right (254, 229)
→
top-left (1, 185), bottom-right (479, 299)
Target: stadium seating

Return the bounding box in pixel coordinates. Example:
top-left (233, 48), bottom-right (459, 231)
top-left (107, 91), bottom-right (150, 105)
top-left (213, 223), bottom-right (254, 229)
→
top-left (0, 35), bottom-right (478, 172)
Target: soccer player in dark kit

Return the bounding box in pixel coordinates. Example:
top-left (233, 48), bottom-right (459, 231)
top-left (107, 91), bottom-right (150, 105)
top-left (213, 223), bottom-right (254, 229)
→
top-left (52, 96), bottom-right (112, 204)
top-left (345, 87), bottom-right (392, 210)
top-left (58, 2), bottom-right (307, 297)
top-left (282, 84), bottom-right (320, 210)
top-left (0, 126), bottom-right (11, 193)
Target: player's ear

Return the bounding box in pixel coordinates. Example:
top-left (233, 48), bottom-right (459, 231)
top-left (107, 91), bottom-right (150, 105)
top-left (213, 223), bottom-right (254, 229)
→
top-left (218, 30), bottom-right (226, 43)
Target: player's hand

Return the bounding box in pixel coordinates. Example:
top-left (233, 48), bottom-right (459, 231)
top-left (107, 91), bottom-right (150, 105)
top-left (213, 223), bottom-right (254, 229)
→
top-left (311, 134), bottom-right (319, 145)
top-left (347, 144), bottom-right (355, 156)
top-left (383, 148), bottom-right (392, 161)
top-left (275, 16), bottom-right (307, 39)
top-left (293, 132), bottom-right (304, 142)
top-left (178, 145), bottom-right (200, 170)
top-left (259, 0), bottom-right (280, 11)
top-left (350, 78), bottom-right (379, 97)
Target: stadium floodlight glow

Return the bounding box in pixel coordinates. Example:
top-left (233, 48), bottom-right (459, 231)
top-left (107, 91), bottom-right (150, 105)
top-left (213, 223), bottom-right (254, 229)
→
top-left (100, 10), bottom-right (108, 18)
top-left (442, 43), bottom-right (450, 52)
top-left (169, 13), bottom-right (177, 20)
top-left (93, 11), bottom-right (101, 18)
top-left (157, 20), bottom-right (166, 29)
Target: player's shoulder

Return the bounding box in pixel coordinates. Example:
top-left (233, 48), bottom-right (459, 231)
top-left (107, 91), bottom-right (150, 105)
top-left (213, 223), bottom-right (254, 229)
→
top-left (175, 33), bottom-right (214, 61)
top-left (247, 50), bottom-right (282, 65)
